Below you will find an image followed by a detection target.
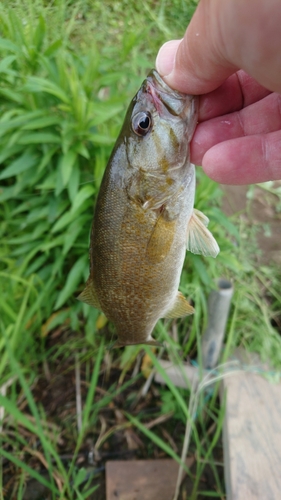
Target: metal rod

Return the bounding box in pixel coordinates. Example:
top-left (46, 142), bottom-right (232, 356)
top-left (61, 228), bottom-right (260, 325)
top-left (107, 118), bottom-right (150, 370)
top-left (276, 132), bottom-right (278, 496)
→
top-left (201, 278), bottom-right (234, 369)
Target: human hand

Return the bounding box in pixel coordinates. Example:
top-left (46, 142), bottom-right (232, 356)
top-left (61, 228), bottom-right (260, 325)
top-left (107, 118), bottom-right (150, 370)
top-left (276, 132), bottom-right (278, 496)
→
top-left (156, 0), bottom-right (281, 185)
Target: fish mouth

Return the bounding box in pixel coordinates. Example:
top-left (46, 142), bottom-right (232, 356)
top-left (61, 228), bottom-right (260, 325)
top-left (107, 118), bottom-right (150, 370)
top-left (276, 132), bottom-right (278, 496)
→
top-left (147, 69), bottom-right (185, 101)
top-left (145, 69), bottom-right (198, 120)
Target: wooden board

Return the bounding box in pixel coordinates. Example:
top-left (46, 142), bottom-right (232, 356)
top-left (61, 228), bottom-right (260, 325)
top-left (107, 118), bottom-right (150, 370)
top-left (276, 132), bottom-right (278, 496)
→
top-left (154, 359), bottom-right (204, 389)
top-left (222, 371), bottom-right (281, 500)
top-left (106, 458), bottom-right (192, 500)
top-left (154, 348), bottom-right (270, 391)
top-left (107, 356), bottom-right (281, 499)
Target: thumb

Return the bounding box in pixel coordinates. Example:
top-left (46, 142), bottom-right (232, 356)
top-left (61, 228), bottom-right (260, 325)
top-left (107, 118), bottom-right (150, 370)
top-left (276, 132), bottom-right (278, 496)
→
top-left (156, 0), bottom-right (236, 95)
top-left (156, 0), bottom-right (281, 95)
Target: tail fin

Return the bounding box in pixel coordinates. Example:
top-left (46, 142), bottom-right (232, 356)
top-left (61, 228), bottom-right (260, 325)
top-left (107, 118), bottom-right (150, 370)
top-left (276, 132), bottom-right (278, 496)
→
top-left (109, 338), bottom-right (162, 349)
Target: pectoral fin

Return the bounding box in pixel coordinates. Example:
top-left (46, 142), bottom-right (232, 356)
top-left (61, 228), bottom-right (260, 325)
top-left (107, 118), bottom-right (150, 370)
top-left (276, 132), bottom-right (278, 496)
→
top-left (146, 213), bottom-right (176, 264)
top-left (164, 291), bottom-right (194, 318)
top-left (77, 279), bottom-right (101, 309)
top-left (186, 209), bottom-right (220, 258)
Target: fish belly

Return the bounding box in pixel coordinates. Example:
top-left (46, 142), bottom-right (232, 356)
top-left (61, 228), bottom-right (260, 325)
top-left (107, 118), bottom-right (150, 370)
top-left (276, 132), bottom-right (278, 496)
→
top-left (92, 196), bottom-right (189, 343)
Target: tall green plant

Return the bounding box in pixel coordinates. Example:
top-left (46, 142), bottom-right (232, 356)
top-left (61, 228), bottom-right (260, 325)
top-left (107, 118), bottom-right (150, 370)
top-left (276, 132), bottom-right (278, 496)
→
top-left (0, 9), bottom-right (130, 340)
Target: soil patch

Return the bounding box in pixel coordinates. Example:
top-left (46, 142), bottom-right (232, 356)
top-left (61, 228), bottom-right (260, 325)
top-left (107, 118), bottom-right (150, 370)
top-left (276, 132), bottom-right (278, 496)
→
top-left (222, 183), bottom-right (281, 264)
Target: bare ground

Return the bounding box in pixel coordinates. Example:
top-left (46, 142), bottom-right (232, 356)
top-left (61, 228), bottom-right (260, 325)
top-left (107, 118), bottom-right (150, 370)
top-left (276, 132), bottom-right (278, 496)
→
top-left (222, 183), bottom-right (281, 264)
top-left (3, 183), bottom-right (280, 500)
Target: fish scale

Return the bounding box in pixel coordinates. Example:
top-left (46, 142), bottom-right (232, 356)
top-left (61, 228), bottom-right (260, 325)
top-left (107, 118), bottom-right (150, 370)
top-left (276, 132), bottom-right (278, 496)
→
top-left (78, 70), bottom-right (220, 347)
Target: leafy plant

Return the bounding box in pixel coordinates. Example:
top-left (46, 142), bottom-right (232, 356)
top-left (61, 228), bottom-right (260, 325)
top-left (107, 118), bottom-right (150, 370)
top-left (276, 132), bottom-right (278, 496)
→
top-left (1, 1), bottom-right (281, 499)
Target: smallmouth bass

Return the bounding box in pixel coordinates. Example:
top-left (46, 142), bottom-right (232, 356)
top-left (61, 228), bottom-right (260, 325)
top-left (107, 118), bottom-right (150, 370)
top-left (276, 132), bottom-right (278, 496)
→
top-left (78, 70), bottom-right (219, 347)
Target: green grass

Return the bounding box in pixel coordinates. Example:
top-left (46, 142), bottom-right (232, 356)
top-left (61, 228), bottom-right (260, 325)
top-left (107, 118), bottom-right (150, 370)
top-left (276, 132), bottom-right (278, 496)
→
top-left (1, 1), bottom-right (281, 498)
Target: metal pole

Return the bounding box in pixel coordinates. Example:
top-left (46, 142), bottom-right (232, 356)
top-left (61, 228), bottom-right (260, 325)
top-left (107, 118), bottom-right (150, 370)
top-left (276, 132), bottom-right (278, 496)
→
top-left (201, 278), bottom-right (234, 369)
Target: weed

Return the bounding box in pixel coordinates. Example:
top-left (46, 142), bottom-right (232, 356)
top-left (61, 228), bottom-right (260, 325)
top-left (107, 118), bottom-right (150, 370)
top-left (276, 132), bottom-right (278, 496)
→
top-left (1, 1), bottom-right (280, 499)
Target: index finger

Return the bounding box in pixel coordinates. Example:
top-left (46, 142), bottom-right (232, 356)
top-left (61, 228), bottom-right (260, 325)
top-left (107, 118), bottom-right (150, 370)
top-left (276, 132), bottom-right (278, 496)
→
top-left (199, 71), bottom-right (271, 122)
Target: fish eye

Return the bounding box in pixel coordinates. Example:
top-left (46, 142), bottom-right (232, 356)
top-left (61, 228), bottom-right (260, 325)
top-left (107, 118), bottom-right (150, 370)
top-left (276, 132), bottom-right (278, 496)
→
top-left (132, 111), bottom-right (152, 136)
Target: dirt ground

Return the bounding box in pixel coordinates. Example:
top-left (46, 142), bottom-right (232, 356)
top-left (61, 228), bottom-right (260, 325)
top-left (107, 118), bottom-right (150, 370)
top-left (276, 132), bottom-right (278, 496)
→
top-left (222, 183), bottom-right (281, 264)
top-left (4, 184), bottom-right (280, 500)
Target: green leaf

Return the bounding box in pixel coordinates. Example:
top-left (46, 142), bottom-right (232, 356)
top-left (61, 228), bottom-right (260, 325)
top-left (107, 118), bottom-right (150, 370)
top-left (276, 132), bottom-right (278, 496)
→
top-left (73, 467), bottom-right (87, 488)
top-left (22, 116), bottom-right (61, 130)
top-left (217, 252), bottom-right (242, 272)
top-left (55, 164), bottom-right (64, 196)
top-left (67, 164), bottom-right (80, 203)
top-left (62, 219), bottom-right (86, 256)
top-left (0, 110), bottom-right (44, 135)
top-left (18, 132), bottom-right (61, 144)
top-left (38, 146), bottom-right (58, 172)
top-left (55, 254), bottom-right (88, 309)
top-left (0, 449), bottom-right (58, 494)
top-left (126, 413), bottom-right (189, 471)
top-left (23, 76), bottom-right (70, 104)
top-left (42, 309), bottom-right (70, 334)
top-left (51, 200), bottom-right (92, 232)
top-left (0, 55), bottom-right (16, 73)
top-left (0, 87), bottom-right (25, 104)
top-left (189, 255), bottom-right (212, 287)
top-left (0, 38), bottom-right (19, 53)
top-left (208, 206), bottom-right (240, 240)
top-left (80, 340), bottom-right (104, 438)
top-left (0, 151), bottom-right (38, 179)
top-left (71, 185), bottom-right (95, 213)
top-left (0, 184), bottom-right (19, 201)
top-left (44, 38), bottom-right (62, 57)
top-left (33, 15), bottom-right (46, 52)
top-left (59, 150), bottom-right (77, 187)
top-left (25, 254), bottom-right (49, 276)
top-left (90, 133), bottom-right (115, 145)
top-left (89, 104), bottom-right (123, 126)
top-left (74, 142), bottom-right (90, 159)
top-left (0, 144), bottom-right (23, 163)
top-left (143, 347), bottom-right (190, 419)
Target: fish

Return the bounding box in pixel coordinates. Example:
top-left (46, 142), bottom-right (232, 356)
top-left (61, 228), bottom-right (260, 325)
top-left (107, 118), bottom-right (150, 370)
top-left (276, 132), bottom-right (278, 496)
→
top-left (78, 69), bottom-right (219, 347)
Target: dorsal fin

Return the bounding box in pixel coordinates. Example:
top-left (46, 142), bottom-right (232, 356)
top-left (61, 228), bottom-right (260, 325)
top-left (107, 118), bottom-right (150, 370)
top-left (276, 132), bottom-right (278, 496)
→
top-left (77, 279), bottom-right (100, 309)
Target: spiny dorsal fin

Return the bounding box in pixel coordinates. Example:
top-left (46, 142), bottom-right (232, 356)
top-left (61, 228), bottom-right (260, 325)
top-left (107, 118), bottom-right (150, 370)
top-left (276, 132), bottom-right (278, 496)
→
top-left (186, 209), bottom-right (220, 258)
top-left (164, 291), bottom-right (194, 318)
top-left (77, 279), bottom-right (100, 309)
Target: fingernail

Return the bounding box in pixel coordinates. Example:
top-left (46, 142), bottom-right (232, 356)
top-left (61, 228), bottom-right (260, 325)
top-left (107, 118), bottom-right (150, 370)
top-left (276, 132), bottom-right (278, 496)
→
top-left (155, 39), bottom-right (182, 77)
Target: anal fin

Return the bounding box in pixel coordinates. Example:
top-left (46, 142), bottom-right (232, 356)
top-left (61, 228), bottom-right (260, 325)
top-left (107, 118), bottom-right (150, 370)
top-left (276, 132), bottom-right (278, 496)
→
top-left (186, 208), bottom-right (220, 258)
top-left (164, 291), bottom-right (194, 318)
top-left (77, 279), bottom-right (101, 309)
